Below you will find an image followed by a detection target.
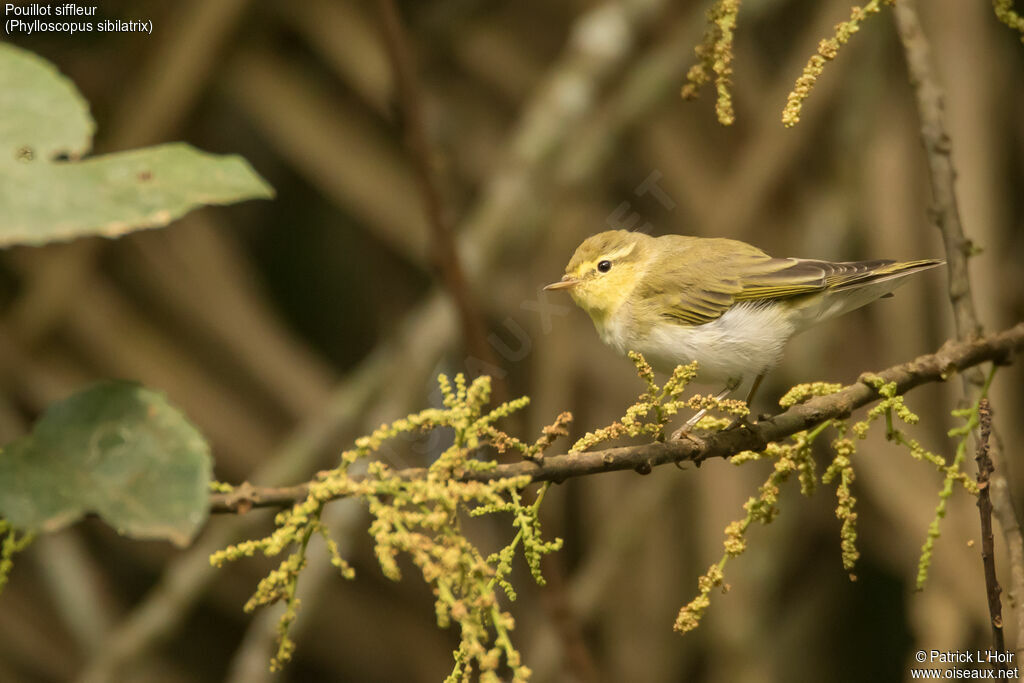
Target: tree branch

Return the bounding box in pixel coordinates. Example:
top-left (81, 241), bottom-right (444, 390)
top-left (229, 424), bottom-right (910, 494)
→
top-left (975, 398), bottom-right (1006, 665)
top-left (376, 0), bottom-right (504, 388)
top-left (893, 0), bottom-right (1024, 653)
top-left (210, 323), bottom-right (1024, 514)
top-left (80, 4), bottom-right (669, 677)
top-left (893, 0), bottom-right (980, 343)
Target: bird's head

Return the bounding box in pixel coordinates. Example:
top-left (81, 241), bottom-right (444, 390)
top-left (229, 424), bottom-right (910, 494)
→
top-left (545, 230), bottom-right (651, 321)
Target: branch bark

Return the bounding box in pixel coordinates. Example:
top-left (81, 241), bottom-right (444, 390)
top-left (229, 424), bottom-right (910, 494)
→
top-left (893, 0), bottom-right (981, 342)
top-left (975, 398), bottom-right (1006, 665)
top-left (893, 0), bottom-right (1024, 653)
top-left (210, 322), bottom-right (1024, 514)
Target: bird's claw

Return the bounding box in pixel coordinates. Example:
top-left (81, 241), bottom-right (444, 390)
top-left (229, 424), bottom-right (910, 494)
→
top-left (725, 415), bottom-right (755, 431)
top-left (670, 427), bottom-right (706, 469)
top-left (670, 425), bottom-right (705, 445)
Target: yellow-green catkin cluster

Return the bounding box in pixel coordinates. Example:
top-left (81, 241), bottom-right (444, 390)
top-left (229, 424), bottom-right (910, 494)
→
top-left (676, 426), bottom-right (828, 633)
top-left (824, 429), bottom-right (860, 578)
top-left (674, 562), bottom-right (725, 633)
top-left (778, 381), bottom-right (844, 408)
top-left (782, 0), bottom-right (891, 127)
top-left (0, 521), bottom-right (35, 594)
top-left (679, 370), bottom-right (972, 633)
top-left (681, 0), bottom-right (742, 125)
top-left (854, 373), bottom-right (986, 590)
top-left (211, 374), bottom-right (568, 681)
top-left (993, 0), bottom-right (1024, 42)
top-left (571, 353), bottom-right (747, 452)
top-left (678, 382), bottom-right (857, 635)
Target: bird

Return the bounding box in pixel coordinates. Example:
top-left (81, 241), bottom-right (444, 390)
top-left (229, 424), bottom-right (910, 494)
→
top-left (545, 230), bottom-right (943, 434)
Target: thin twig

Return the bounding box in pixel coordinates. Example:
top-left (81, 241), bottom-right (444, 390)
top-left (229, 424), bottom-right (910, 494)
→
top-left (975, 398), bottom-right (1006, 665)
top-left (209, 323), bottom-right (1024, 513)
top-left (892, 0), bottom-right (980, 342)
top-left (893, 0), bottom-right (1024, 654)
top-left (376, 0), bottom-right (504, 391)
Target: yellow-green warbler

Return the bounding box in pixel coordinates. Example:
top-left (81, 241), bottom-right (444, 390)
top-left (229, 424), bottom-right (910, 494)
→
top-left (546, 230), bottom-right (943, 432)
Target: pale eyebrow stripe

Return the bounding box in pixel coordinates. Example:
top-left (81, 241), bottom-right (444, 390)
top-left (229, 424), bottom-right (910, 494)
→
top-left (601, 242), bottom-right (636, 262)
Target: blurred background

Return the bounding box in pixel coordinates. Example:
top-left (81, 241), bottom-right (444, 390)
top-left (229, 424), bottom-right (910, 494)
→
top-left (1, 0), bottom-right (1023, 681)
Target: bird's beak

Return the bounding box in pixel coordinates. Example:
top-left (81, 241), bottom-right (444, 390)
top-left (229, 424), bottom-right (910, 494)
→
top-left (544, 277), bottom-right (579, 291)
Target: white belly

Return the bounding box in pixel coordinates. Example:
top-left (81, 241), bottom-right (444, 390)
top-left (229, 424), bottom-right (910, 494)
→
top-left (602, 302), bottom-right (796, 385)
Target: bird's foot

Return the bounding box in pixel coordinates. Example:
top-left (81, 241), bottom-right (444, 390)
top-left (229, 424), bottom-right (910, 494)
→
top-left (670, 426), bottom-right (705, 468)
top-left (670, 424), bottom-right (704, 443)
top-left (725, 414), bottom-right (756, 431)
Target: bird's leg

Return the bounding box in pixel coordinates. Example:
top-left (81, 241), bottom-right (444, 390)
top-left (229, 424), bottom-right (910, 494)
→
top-left (725, 373), bottom-right (766, 430)
top-left (671, 378), bottom-right (740, 440)
top-left (744, 373), bottom-right (765, 407)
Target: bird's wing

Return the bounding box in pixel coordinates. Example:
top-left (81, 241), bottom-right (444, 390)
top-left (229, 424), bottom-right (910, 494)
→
top-left (737, 257), bottom-right (944, 299)
top-left (736, 258), bottom-right (839, 301)
top-left (638, 238), bottom-right (785, 326)
top-left (643, 279), bottom-right (740, 326)
top-left (640, 236), bottom-right (940, 327)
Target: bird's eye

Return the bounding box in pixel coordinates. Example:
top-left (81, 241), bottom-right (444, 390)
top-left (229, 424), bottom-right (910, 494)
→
top-left (597, 260), bottom-right (612, 273)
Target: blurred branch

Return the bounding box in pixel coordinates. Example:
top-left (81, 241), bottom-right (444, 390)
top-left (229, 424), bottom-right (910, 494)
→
top-left (893, 0), bottom-right (1024, 653)
top-left (62, 275), bottom-right (278, 476)
top-left (210, 323), bottom-right (1024, 513)
top-left (0, 401), bottom-right (115, 671)
top-left (449, 17), bottom-right (545, 103)
top-left (0, 587), bottom-right (79, 681)
top-left (280, 0), bottom-right (393, 115)
top-left (567, 0), bottom-right (853, 238)
top-left (78, 299), bottom-right (457, 681)
top-left (376, 0), bottom-right (504, 387)
top-left (76, 519), bottom-right (253, 683)
top-left (225, 49), bottom-right (429, 264)
top-left (555, 3), bottom-right (705, 185)
top-left (33, 531), bottom-right (116, 654)
top-left (214, 2), bottom-right (672, 671)
top-left (104, 0), bottom-right (253, 150)
top-left (81, 1), bottom-right (687, 675)
top-left (460, 0), bottom-right (667, 270)
top-left (5, 0), bottom-right (254, 344)
top-left (974, 398), bottom-right (1006, 663)
top-left (538, 555), bottom-right (601, 683)
top-left (893, 1), bottom-right (980, 342)
top-left (124, 216), bottom-right (337, 420)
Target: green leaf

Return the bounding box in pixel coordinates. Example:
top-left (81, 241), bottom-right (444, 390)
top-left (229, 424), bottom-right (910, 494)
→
top-left (0, 381), bottom-right (212, 547)
top-left (1, 143), bottom-right (275, 245)
top-left (0, 42), bottom-right (93, 161)
top-left (0, 42), bottom-right (273, 247)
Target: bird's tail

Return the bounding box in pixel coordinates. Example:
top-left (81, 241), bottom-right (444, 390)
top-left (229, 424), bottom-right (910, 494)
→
top-left (826, 258), bottom-right (945, 291)
top-left (795, 258), bottom-right (944, 328)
